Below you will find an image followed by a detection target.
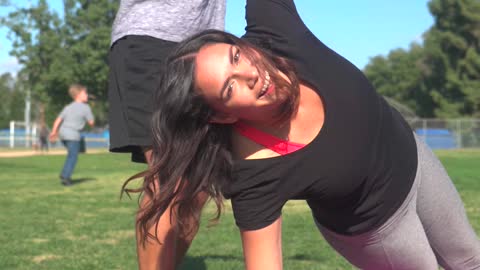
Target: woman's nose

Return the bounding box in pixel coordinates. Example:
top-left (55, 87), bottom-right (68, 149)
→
top-left (236, 68), bottom-right (258, 89)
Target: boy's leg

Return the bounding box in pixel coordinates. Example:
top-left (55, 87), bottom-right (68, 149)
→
top-left (60, 140), bottom-right (80, 183)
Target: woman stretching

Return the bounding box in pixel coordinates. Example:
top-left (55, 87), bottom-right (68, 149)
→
top-left (131, 0), bottom-right (480, 269)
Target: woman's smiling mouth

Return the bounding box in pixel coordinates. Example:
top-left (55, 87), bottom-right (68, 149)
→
top-left (258, 71), bottom-right (272, 98)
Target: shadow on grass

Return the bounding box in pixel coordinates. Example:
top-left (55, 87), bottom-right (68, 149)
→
top-left (71, 177), bottom-right (96, 185)
top-left (180, 253), bottom-right (327, 269)
top-left (180, 255), bottom-right (243, 269)
top-left (180, 256), bottom-right (207, 270)
top-left (289, 253), bottom-right (326, 262)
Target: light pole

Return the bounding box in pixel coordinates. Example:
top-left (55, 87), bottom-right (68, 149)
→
top-left (25, 87), bottom-right (31, 147)
top-left (24, 0), bottom-right (32, 148)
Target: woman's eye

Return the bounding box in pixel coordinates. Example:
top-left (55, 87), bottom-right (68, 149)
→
top-left (233, 49), bottom-right (240, 64)
top-left (226, 83), bottom-right (234, 99)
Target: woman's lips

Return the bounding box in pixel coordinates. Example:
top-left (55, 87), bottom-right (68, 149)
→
top-left (265, 83), bottom-right (275, 95)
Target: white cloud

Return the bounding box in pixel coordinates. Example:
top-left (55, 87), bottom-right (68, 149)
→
top-left (0, 56), bottom-right (21, 75)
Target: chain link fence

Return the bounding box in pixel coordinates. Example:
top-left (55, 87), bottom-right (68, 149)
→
top-left (0, 122), bottom-right (109, 150)
top-left (1, 119), bottom-right (480, 150)
top-left (407, 118), bottom-right (480, 149)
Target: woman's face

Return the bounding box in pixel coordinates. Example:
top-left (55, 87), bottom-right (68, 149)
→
top-left (194, 43), bottom-right (288, 124)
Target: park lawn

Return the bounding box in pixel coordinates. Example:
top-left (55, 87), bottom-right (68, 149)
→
top-left (0, 150), bottom-right (479, 270)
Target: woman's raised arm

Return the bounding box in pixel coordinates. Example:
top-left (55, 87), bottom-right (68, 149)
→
top-left (243, 0), bottom-right (305, 43)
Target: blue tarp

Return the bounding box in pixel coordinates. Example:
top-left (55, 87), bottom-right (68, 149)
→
top-left (415, 128), bottom-right (457, 149)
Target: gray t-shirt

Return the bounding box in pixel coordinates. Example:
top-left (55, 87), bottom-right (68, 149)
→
top-left (111, 0), bottom-right (226, 45)
top-left (58, 102), bottom-right (94, 141)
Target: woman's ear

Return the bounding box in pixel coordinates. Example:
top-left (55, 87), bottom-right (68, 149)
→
top-left (209, 112), bottom-right (238, 124)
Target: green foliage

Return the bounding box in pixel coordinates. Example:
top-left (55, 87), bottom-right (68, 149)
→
top-left (364, 0), bottom-right (480, 118)
top-left (364, 44), bottom-right (436, 117)
top-left (0, 0), bottom-right (118, 127)
top-left (0, 73), bottom-right (14, 127)
top-left (423, 0), bottom-right (480, 117)
top-left (0, 72), bottom-right (26, 128)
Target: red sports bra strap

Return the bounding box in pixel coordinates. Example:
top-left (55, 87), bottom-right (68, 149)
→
top-left (233, 121), bottom-right (306, 155)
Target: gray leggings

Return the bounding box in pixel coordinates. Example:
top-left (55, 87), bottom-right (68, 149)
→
top-left (315, 135), bottom-right (480, 269)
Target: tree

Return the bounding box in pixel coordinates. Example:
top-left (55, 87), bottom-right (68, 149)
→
top-left (0, 72), bottom-right (27, 128)
top-left (1, 0), bottom-right (118, 126)
top-left (61, 0), bottom-right (118, 125)
top-left (423, 0), bottom-right (480, 117)
top-left (0, 73), bottom-right (15, 128)
top-left (364, 43), bottom-right (435, 117)
top-left (1, 0), bottom-right (67, 125)
top-left (364, 0), bottom-right (480, 118)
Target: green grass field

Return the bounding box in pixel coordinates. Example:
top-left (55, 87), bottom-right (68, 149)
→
top-left (1, 150), bottom-right (479, 270)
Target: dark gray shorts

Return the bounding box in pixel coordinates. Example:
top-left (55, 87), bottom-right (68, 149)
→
top-left (108, 35), bottom-right (177, 163)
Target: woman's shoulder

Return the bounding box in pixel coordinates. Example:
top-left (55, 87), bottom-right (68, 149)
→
top-left (231, 131), bottom-right (282, 160)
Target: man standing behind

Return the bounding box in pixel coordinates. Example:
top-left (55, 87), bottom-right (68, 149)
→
top-left (50, 84), bottom-right (94, 186)
top-left (38, 122), bottom-right (50, 152)
top-left (107, 0), bottom-right (225, 269)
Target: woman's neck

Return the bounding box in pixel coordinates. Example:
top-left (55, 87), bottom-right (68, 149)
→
top-left (231, 83), bottom-right (325, 159)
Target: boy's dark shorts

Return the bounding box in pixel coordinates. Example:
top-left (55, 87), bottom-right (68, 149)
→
top-left (108, 35), bottom-right (177, 163)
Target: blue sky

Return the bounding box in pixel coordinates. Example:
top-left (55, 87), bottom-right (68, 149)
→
top-left (0, 1), bottom-right (434, 75)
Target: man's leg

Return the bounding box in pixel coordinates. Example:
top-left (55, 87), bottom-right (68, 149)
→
top-left (136, 149), bottom-right (208, 270)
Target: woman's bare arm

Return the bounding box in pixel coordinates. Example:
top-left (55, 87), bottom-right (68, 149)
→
top-left (240, 217), bottom-right (283, 270)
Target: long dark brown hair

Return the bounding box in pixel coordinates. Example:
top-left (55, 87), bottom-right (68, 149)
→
top-left (123, 30), bottom-right (300, 244)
